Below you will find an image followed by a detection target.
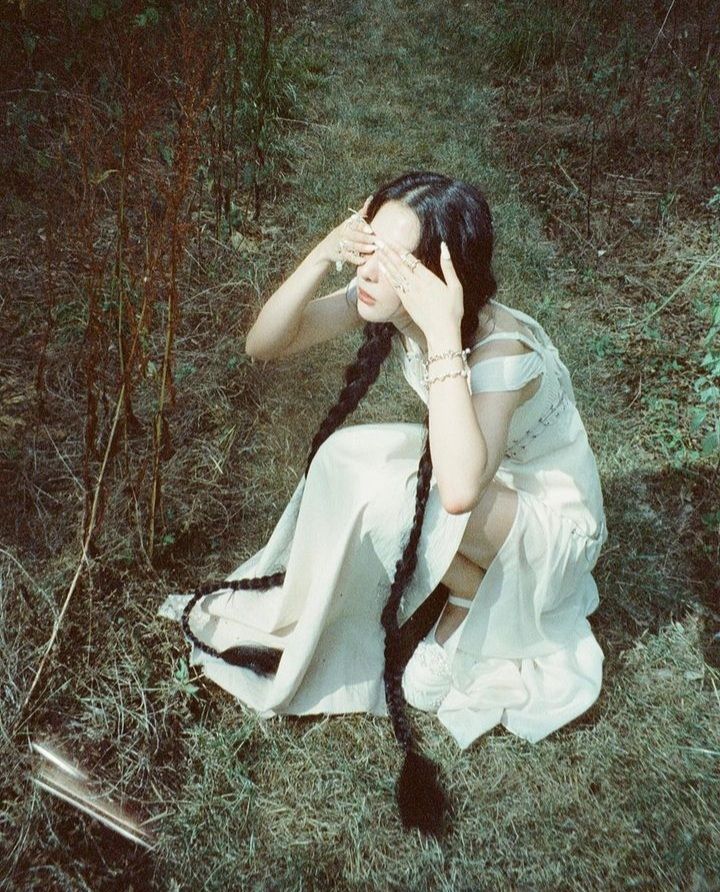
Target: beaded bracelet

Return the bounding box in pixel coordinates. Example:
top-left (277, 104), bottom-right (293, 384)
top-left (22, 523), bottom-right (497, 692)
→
top-left (425, 367), bottom-right (472, 393)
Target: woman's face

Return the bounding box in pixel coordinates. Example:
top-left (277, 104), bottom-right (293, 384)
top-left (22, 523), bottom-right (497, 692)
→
top-left (355, 200), bottom-right (421, 326)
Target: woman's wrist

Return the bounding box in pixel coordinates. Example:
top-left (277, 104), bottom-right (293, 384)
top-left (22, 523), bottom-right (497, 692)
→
top-left (426, 326), bottom-right (463, 356)
top-left (307, 240), bottom-right (336, 270)
top-left (423, 327), bottom-right (470, 389)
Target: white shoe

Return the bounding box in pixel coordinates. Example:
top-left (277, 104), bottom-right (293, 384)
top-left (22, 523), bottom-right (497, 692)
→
top-left (402, 638), bottom-right (452, 712)
top-left (401, 601), bottom-right (469, 713)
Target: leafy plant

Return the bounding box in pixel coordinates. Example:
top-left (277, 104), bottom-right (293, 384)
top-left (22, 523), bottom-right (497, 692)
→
top-left (171, 657), bottom-right (199, 697)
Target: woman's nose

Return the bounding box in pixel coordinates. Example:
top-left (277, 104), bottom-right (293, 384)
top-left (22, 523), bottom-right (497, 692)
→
top-left (359, 250), bottom-right (379, 280)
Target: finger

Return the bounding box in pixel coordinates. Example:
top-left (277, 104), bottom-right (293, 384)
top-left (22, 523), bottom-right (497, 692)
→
top-left (383, 238), bottom-right (425, 278)
top-left (352, 240), bottom-right (376, 254)
top-left (344, 215), bottom-right (373, 236)
top-left (346, 216), bottom-right (375, 240)
top-left (361, 195), bottom-right (373, 216)
top-left (375, 239), bottom-right (406, 279)
top-left (345, 233), bottom-right (376, 256)
top-left (377, 255), bottom-right (410, 301)
top-left (349, 229), bottom-right (376, 247)
top-left (342, 242), bottom-right (373, 265)
top-left (348, 246), bottom-right (374, 263)
top-left (377, 257), bottom-right (401, 294)
top-left (439, 241), bottom-right (461, 286)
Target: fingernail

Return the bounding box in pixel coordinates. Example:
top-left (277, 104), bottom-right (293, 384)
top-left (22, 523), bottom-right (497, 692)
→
top-left (440, 241), bottom-right (450, 259)
top-left (363, 224), bottom-right (373, 234)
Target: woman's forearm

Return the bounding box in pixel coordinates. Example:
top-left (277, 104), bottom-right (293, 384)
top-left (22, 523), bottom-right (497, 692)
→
top-left (245, 244), bottom-right (332, 360)
top-left (426, 329), bottom-right (488, 515)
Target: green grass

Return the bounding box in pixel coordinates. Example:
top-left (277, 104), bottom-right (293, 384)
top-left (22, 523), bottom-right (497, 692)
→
top-left (1, 0), bottom-right (719, 889)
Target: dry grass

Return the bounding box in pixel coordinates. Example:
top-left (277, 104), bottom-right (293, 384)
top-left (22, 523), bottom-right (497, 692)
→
top-left (1, 0), bottom-right (719, 889)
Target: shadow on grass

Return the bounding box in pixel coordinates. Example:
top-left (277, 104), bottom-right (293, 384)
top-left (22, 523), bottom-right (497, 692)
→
top-left (593, 462), bottom-right (719, 673)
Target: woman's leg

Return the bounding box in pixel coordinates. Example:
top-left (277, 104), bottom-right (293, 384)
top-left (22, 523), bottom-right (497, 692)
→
top-left (436, 481), bottom-right (518, 645)
top-left (436, 553), bottom-right (484, 645)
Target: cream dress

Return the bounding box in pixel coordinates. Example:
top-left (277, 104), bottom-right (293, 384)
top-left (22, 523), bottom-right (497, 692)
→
top-left (160, 298), bottom-right (608, 750)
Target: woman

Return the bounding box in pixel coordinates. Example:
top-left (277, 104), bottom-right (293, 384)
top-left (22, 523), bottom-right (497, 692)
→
top-left (163, 171), bottom-right (607, 836)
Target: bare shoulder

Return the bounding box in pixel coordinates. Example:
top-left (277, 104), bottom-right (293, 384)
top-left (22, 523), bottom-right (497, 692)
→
top-left (468, 303), bottom-right (536, 366)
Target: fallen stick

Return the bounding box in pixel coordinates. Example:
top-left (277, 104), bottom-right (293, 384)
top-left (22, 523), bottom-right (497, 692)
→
top-left (16, 384), bottom-right (126, 724)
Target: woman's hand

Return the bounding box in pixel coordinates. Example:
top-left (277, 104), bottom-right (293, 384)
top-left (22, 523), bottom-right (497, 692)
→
top-left (376, 239), bottom-right (463, 339)
top-left (316, 196), bottom-right (375, 268)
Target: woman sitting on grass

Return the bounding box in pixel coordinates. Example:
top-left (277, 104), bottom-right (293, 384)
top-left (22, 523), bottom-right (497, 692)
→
top-left (166, 170), bottom-right (607, 837)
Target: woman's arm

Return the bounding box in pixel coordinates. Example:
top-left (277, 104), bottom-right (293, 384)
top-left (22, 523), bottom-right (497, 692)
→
top-left (372, 238), bottom-right (526, 515)
top-left (245, 211), bottom-right (374, 361)
top-left (425, 327), bottom-right (525, 515)
top-left (245, 244), bottom-right (334, 360)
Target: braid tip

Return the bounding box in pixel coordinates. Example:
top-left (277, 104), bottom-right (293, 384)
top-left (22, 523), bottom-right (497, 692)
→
top-left (396, 748), bottom-right (452, 838)
top-left (217, 645), bottom-right (282, 676)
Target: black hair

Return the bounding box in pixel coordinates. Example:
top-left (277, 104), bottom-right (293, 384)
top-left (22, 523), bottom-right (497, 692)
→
top-left (182, 171), bottom-right (497, 837)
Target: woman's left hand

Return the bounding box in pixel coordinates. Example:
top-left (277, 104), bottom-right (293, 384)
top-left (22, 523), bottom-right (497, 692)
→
top-left (376, 239), bottom-right (463, 339)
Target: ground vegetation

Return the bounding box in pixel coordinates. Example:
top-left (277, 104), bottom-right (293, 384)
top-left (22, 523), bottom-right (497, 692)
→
top-left (1, 0), bottom-right (718, 889)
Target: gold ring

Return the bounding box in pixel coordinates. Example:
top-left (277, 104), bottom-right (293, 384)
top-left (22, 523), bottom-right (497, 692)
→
top-left (401, 251), bottom-right (419, 272)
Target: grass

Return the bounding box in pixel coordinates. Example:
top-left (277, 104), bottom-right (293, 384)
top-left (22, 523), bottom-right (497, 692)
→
top-left (1, 0), bottom-right (719, 889)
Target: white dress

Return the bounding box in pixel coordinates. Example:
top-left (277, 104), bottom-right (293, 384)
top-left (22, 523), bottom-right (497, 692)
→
top-left (160, 299), bottom-right (608, 750)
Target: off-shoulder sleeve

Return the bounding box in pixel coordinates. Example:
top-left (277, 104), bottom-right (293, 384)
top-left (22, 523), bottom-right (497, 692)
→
top-left (469, 351), bottom-right (545, 394)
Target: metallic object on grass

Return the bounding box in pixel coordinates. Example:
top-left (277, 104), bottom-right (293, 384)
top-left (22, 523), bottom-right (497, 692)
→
top-left (29, 739), bottom-right (156, 851)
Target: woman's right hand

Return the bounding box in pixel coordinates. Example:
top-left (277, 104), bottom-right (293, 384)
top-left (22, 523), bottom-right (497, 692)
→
top-left (316, 196), bottom-right (376, 267)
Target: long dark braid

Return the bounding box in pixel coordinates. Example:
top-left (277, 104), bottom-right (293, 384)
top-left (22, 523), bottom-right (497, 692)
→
top-left (304, 321), bottom-right (396, 475)
top-left (183, 170), bottom-right (497, 837)
top-left (181, 570), bottom-right (286, 674)
top-left (380, 416), bottom-right (452, 837)
top-left (182, 322), bottom-right (396, 672)
top-left (182, 324), bottom-right (450, 836)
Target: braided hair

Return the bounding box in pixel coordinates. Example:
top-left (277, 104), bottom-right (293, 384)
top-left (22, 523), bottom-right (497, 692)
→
top-left (183, 171), bottom-right (496, 837)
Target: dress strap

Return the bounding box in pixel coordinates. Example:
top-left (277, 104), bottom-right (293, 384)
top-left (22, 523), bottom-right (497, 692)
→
top-left (469, 351), bottom-right (545, 394)
top-left (467, 329), bottom-right (541, 355)
top-left (447, 594), bottom-right (473, 607)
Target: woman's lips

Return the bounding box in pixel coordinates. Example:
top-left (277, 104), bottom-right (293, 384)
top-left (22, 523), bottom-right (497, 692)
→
top-left (357, 286), bottom-right (376, 305)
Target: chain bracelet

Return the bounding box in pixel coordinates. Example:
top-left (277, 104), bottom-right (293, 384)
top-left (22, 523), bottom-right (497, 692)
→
top-left (423, 346), bottom-right (471, 369)
top-left (423, 348), bottom-right (470, 384)
top-left (425, 368), bottom-right (471, 392)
